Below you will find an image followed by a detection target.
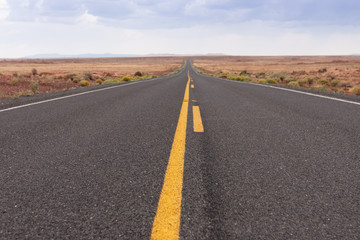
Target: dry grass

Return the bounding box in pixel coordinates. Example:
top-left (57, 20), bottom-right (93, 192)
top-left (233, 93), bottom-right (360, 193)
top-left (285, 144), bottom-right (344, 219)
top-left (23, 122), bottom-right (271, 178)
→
top-left (0, 57), bottom-right (185, 99)
top-left (192, 56), bottom-right (360, 95)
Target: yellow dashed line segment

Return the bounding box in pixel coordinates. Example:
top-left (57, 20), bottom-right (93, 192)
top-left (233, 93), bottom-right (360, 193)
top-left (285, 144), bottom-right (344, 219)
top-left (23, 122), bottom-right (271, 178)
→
top-left (193, 106), bottom-right (204, 133)
top-left (151, 73), bottom-right (190, 240)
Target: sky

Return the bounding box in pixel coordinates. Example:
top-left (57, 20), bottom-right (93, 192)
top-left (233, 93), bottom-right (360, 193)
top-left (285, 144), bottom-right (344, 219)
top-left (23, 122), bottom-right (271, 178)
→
top-left (0, 0), bottom-right (360, 58)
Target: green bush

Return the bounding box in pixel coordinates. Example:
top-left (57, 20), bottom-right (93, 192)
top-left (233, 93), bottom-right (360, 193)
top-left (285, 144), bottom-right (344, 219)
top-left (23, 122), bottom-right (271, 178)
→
top-left (288, 81), bottom-right (300, 87)
top-left (266, 79), bottom-right (277, 84)
top-left (318, 78), bottom-right (330, 86)
top-left (151, 75), bottom-right (157, 78)
top-left (79, 80), bottom-right (90, 87)
top-left (351, 86), bottom-right (360, 95)
top-left (96, 79), bottom-right (103, 85)
top-left (258, 79), bottom-right (266, 84)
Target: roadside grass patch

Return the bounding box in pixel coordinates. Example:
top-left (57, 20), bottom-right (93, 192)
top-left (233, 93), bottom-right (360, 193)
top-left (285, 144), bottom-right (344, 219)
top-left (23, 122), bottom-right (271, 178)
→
top-left (266, 79), bottom-right (277, 84)
top-left (258, 79), bottom-right (266, 84)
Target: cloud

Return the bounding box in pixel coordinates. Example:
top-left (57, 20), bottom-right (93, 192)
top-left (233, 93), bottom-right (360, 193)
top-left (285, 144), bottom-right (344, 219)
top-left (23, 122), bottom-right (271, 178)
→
top-left (0, 0), bottom-right (10, 20)
top-left (77, 10), bottom-right (98, 24)
top-left (1, 0), bottom-right (360, 57)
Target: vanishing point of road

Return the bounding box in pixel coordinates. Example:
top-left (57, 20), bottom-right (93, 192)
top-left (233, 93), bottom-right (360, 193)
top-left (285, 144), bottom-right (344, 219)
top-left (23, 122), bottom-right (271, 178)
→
top-left (1, 61), bottom-right (360, 239)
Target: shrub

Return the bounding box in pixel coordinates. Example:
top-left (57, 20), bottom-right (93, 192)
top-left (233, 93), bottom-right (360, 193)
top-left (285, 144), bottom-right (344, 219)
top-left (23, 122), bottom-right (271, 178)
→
top-left (288, 81), bottom-right (300, 87)
top-left (10, 76), bottom-right (24, 85)
top-left (79, 80), bottom-right (90, 87)
top-left (266, 79), bottom-right (277, 84)
top-left (270, 72), bottom-right (287, 82)
top-left (220, 74), bottom-right (228, 79)
top-left (240, 70), bottom-right (250, 77)
top-left (151, 75), bottom-right (157, 78)
top-left (104, 79), bottom-right (121, 84)
top-left (298, 78), bottom-right (309, 87)
top-left (351, 86), bottom-right (360, 95)
top-left (330, 79), bottom-right (340, 87)
top-left (318, 78), bottom-right (330, 86)
top-left (258, 79), bottom-right (266, 84)
top-left (255, 72), bottom-right (266, 78)
top-left (31, 68), bottom-right (38, 76)
top-left (96, 79), bottom-right (103, 85)
top-left (83, 72), bottom-right (94, 81)
top-left (12, 72), bottom-right (18, 77)
top-left (72, 77), bottom-right (80, 83)
top-left (122, 76), bottom-right (131, 82)
top-left (134, 71), bottom-right (143, 77)
top-left (30, 81), bottom-right (39, 94)
top-left (304, 77), bottom-right (314, 85)
top-left (64, 73), bottom-right (77, 81)
top-left (235, 76), bottom-right (246, 81)
top-left (318, 68), bottom-right (327, 73)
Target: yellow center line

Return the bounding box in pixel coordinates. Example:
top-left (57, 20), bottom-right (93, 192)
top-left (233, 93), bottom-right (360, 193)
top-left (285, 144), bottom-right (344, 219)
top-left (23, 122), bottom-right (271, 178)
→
top-left (192, 106), bottom-right (204, 133)
top-left (151, 72), bottom-right (190, 240)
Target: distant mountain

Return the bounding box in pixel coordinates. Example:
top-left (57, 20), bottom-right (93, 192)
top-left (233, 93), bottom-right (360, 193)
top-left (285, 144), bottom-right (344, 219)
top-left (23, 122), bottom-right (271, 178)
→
top-left (24, 53), bottom-right (141, 59)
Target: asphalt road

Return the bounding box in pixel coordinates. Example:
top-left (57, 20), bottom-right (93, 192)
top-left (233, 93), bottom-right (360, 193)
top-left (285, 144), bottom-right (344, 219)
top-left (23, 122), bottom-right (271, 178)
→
top-left (1, 61), bottom-right (360, 239)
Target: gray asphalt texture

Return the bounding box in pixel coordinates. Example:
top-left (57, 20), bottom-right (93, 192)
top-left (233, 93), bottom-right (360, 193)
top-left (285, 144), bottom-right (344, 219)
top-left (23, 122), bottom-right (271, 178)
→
top-left (1, 61), bottom-right (360, 239)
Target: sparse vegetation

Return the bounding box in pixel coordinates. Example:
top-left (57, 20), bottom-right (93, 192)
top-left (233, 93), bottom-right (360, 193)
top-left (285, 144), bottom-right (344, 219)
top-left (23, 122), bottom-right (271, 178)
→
top-left (31, 68), bottom-right (38, 76)
top-left (266, 79), bottom-right (277, 84)
top-left (220, 74), bottom-right (228, 79)
top-left (351, 86), bottom-right (360, 95)
top-left (318, 78), bottom-right (330, 86)
top-left (79, 80), bottom-right (90, 87)
top-left (288, 81), bottom-right (300, 87)
top-left (122, 76), bottom-right (131, 82)
top-left (134, 71), bottom-right (143, 77)
top-left (83, 72), bottom-right (94, 81)
top-left (96, 79), bottom-right (103, 85)
top-left (30, 81), bottom-right (39, 94)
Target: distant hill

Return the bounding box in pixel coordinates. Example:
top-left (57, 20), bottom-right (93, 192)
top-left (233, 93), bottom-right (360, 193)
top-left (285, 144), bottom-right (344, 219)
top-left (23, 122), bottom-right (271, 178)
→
top-left (24, 53), bottom-right (141, 59)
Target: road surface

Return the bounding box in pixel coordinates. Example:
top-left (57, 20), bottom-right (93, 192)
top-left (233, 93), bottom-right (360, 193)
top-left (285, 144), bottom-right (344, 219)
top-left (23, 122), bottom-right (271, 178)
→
top-left (1, 61), bottom-right (360, 239)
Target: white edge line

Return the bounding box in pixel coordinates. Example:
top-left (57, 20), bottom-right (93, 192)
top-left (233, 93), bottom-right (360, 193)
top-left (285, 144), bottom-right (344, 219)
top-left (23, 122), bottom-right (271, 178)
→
top-left (0, 77), bottom-right (163, 113)
top-left (205, 73), bottom-right (360, 107)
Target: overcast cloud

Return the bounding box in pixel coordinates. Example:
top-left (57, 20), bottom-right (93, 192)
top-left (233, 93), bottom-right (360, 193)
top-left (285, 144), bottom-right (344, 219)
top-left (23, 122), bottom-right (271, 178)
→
top-left (1, 0), bottom-right (360, 57)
